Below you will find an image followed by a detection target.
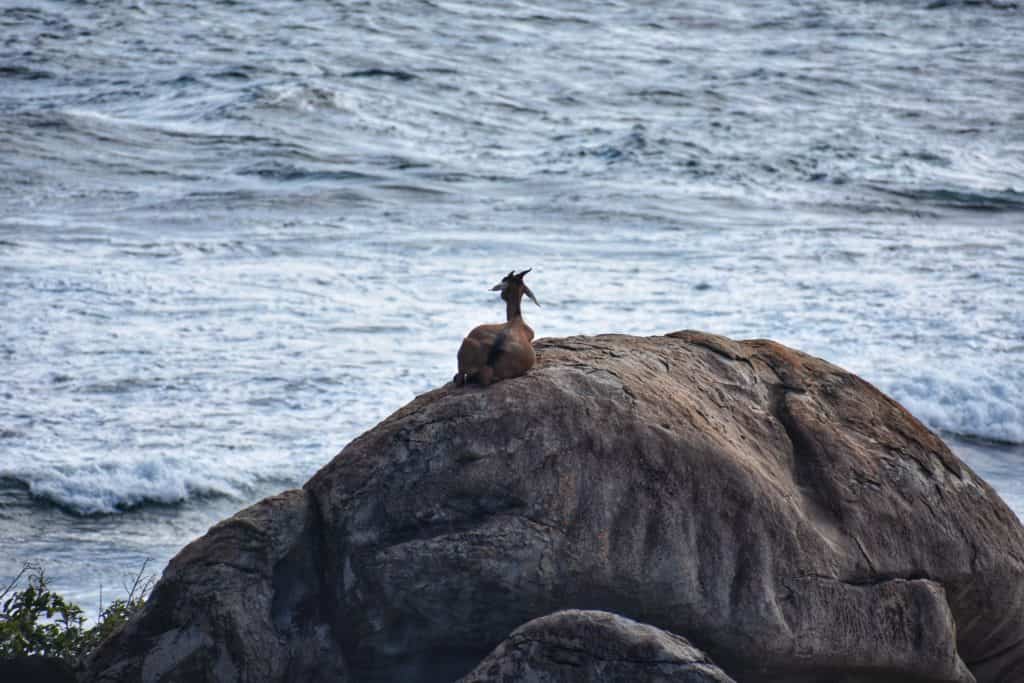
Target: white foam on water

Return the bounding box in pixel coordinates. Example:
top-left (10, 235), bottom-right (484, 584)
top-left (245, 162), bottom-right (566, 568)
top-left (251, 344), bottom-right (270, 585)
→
top-left (2, 456), bottom-right (246, 516)
top-left (880, 365), bottom-right (1024, 446)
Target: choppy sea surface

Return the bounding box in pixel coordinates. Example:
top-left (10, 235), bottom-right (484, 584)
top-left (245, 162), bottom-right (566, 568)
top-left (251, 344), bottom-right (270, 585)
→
top-left (2, 0), bottom-right (1022, 617)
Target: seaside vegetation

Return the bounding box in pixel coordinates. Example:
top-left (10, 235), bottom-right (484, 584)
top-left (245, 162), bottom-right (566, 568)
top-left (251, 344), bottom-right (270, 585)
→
top-left (0, 560), bottom-right (154, 663)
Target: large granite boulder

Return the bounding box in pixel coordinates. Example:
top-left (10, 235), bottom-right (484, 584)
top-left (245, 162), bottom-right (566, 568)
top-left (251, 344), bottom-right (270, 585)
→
top-left (458, 609), bottom-right (736, 682)
top-left (84, 332), bottom-right (1024, 682)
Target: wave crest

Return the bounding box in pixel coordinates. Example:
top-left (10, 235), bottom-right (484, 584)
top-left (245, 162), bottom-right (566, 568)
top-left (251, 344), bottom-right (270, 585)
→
top-left (883, 366), bottom-right (1024, 445)
top-left (1, 457), bottom-right (245, 516)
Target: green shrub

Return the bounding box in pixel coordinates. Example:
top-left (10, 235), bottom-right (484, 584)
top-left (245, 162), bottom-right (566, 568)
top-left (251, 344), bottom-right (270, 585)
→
top-left (0, 561), bottom-right (154, 663)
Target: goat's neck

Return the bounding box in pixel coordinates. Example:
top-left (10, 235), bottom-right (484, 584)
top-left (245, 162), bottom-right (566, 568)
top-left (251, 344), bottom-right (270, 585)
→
top-left (505, 292), bottom-right (524, 322)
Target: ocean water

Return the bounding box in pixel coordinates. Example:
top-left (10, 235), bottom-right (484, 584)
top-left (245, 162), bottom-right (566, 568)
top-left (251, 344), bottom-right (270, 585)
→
top-left (1, 0), bottom-right (1022, 617)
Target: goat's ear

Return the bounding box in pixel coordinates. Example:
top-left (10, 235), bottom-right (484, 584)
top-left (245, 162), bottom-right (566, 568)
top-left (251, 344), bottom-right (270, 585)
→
top-left (491, 282), bottom-right (505, 291)
top-left (524, 285), bottom-right (540, 307)
top-left (516, 268), bottom-right (532, 279)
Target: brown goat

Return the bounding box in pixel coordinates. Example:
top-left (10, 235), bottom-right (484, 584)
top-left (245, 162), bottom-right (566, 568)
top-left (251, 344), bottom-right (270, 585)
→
top-left (454, 269), bottom-right (540, 387)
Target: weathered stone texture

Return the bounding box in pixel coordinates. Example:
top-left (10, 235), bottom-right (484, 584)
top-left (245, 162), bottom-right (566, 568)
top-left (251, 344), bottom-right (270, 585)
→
top-left (458, 610), bottom-right (736, 683)
top-left (84, 332), bottom-right (1024, 683)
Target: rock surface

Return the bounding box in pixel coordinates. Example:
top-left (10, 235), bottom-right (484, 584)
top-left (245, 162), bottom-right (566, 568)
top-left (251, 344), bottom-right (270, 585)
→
top-left (457, 609), bottom-right (736, 682)
top-left (85, 489), bottom-right (346, 682)
top-left (84, 332), bottom-right (1024, 683)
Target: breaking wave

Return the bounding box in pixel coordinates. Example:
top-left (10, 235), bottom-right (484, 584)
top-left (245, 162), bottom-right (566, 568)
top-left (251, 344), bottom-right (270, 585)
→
top-left (884, 367), bottom-right (1024, 446)
top-left (1, 457), bottom-right (246, 516)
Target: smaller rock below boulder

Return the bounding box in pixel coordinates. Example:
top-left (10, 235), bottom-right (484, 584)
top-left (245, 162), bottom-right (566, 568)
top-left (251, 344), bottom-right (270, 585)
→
top-left (458, 610), bottom-right (736, 683)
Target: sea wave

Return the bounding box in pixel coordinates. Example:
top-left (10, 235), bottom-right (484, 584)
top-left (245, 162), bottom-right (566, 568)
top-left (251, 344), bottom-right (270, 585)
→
top-left (882, 366), bottom-right (1024, 445)
top-left (0, 457), bottom-right (247, 516)
top-left (869, 184), bottom-right (1024, 212)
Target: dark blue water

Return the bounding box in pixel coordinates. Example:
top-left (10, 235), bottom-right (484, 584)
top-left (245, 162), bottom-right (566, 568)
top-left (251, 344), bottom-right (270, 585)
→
top-left (2, 0), bottom-right (1022, 617)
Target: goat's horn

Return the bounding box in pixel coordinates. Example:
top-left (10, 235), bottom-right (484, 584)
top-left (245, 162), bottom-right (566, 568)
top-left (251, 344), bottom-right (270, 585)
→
top-left (516, 268), bottom-right (532, 278)
top-left (524, 285), bottom-right (540, 307)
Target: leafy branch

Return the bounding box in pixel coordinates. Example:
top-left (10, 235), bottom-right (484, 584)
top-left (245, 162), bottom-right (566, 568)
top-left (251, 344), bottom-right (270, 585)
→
top-left (0, 561), bottom-right (154, 663)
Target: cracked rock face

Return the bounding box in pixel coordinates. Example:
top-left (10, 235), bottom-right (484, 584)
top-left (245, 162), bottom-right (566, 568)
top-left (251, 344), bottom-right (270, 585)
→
top-left (84, 332), bottom-right (1024, 683)
top-left (457, 609), bottom-right (737, 682)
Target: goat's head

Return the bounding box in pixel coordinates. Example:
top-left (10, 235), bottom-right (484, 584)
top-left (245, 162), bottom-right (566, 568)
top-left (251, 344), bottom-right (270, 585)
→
top-left (491, 269), bottom-right (539, 306)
